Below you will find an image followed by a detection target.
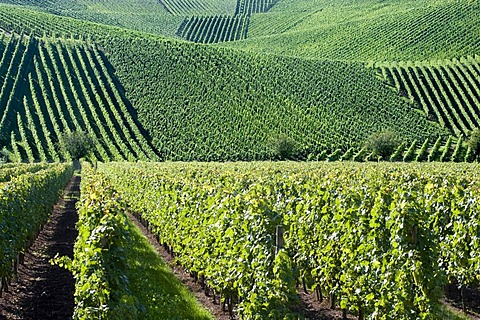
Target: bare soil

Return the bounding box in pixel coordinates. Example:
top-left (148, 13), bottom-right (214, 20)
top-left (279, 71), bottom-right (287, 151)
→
top-left (0, 175), bottom-right (80, 320)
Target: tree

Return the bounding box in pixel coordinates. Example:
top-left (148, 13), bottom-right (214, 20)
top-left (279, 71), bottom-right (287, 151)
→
top-left (363, 131), bottom-right (399, 159)
top-left (467, 128), bottom-right (480, 157)
top-left (270, 134), bottom-right (298, 160)
top-left (61, 130), bottom-right (95, 161)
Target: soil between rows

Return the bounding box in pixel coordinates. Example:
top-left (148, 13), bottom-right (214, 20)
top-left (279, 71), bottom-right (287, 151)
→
top-left (128, 212), bottom-right (354, 320)
top-left (0, 173), bottom-right (478, 320)
top-left (0, 174), bottom-right (80, 320)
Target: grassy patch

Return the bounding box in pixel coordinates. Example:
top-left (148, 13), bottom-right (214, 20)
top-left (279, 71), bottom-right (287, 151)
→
top-left (437, 304), bottom-right (476, 320)
top-left (124, 219), bottom-right (214, 320)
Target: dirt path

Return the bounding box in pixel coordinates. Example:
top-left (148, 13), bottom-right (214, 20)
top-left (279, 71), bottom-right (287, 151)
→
top-left (0, 174), bottom-right (80, 320)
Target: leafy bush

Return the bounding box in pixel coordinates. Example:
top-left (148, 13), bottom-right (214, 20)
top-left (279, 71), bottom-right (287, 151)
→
top-left (364, 131), bottom-right (399, 159)
top-left (467, 128), bottom-right (480, 157)
top-left (61, 131), bottom-right (95, 160)
top-left (270, 134), bottom-right (298, 160)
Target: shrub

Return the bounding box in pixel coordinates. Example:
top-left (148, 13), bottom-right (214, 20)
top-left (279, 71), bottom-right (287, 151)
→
top-left (270, 134), bottom-right (298, 160)
top-left (61, 130), bottom-right (95, 160)
top-left (467, 128), bottom-right (480, 157)
top-left (364, 131), bottom-right (399, 159)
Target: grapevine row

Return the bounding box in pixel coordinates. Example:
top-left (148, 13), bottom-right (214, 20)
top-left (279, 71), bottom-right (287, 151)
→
top-left (235, 0), bottom-right (278, 15)
top-left (178, 15), bottom-right (249, 43)
top-left (0, 32), bottom-right (157, 162)
top-left (226, 0), bottom-right (480, 61)
top-left (159, 0), bottom-right (219, 16)
top-left (377, 56), bottom-right (480, 136)
top-left (0, 163), bottom-right (73, 295)
top-left (99, 161), bottom-right (480, 319)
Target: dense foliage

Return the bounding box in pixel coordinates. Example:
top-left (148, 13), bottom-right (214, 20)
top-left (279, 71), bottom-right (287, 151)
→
top-left (226, 0), bottom-right (480, 62)
top-left (59, 165), bottom-right (138, 319)
top-left (177, 15), bottom-right (249, 43)
top-left (377, 56), bottom-right (480, 137)
top-left (0, 0), bottom-right (182, 37)
top-left (0, 162), bottom-right (73, 294)
top-left (57, 164), bottom-right (214, 319)
top-left (100, 34), bottom-right (446, 161)
top-left (0, 5), bottom-right (474, 162)
top-left (0, 31), bottom-right (158, 162)
top-left (99, 161), bottom-right (480, 319)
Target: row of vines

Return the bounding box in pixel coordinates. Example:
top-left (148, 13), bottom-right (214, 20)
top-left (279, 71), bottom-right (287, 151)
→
top-left (175, 0), bottom-right (279, 43)
top-left (377, 56), bottom-right (480, 136)
top-left (0, 5), bottom-right (475, 162)
top-left (0, 31), bottom-right (158, 162)
top-left (99, 161), bottom-right (480, 319)
top-left (99, 32), bottom-right (447, 161)
top-left (177, 15), bottom-right (249, 43)
top-left (0, 162), bottom-right (73, 295)
top-left (226, 0), bottom-right (480, 62)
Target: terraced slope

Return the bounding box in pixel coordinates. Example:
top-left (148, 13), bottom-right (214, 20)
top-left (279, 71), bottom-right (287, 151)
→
top-left (0, 31), bottom-right (158, 162)
top-left (0, 0), bottom-right (183, 36)
top-left (235, 0), bottom-right (279, 15)
top-left (177, 15), bottom-right (249, 43)
top-left (225, 0), bottom-right (480, 62)
top-left (101, 35), bottom-right (447, 161)
top-left (0, 4), bottom-right (469, 162)
top-left (159, 0), bottom-right (237, 16)
top-left (0, 6), bottom-right (447, 161)
top-left (176, 0), bottom-right (281, 44)
top-left (376, 56), bottom-right (480, 137)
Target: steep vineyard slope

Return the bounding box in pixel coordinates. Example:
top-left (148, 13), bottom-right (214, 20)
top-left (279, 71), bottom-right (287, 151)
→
top-left (100, 35), bottom-right (447, 161)
top-left (0, 0), bottom-right (183, 36)
top-left (0, 31), bottom-right (158, 162)
top-left (177, 15), bottom-right (249, 43)
top-left (0, 5), bottom-right (454, 162)
top-left (376, 56), bottom-right (480, 137)
top-left (159, 0), bottom-right (237, 16)
top-left (225, 0), bottom-right (480, 62)
top-left (176, 0), bottom-right (281, 44)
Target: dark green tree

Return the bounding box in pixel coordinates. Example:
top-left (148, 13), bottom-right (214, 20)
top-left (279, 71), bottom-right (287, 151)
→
top-left (467, 128), bottom-right (480, 157)
top-left (270, 134), bottom-right (298, 160)
top-left (364, 130), bottom-right (399, 159)
top-left (62, 130), bottom-right (95, 161)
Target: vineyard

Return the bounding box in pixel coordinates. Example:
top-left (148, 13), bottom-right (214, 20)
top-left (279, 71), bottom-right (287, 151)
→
top-left (0, 0), bottom-right (479, 318)
top-left (0, 5), bottom-right (454, 162)
top-left (177, 15), bottom-right (249, 43)
top-left (235, 0), bottom-right (278, 15)
top-left (95, 161), bottom-right (480, 319)
top-left (0, 31), bottom-right (158, 162)
top-left (0, 162), bottom-right (73, 295)
top-left (0, 0), bottom-right (182, 37)
top-left (159, 0), bottom-right (236, 16)
top-left (376, 56), bottom-right (480, 137)
top-left (175, 0), bottom-right (280, 44)
top-left (226, 0), bottom-right (480, 62)
top-left (98, 33), bottom-right (449, 161)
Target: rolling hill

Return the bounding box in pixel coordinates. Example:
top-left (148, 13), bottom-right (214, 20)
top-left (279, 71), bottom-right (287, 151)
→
top-left (0, 0), bottom-right (478, 162)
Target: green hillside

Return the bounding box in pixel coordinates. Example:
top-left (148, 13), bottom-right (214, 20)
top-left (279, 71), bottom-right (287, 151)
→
top-left (224, 0), bottom-right (480, 62)
top-left (0, 30), bottom-right (158, 162)
top-left (0, 0), bottom-right (183, 36)
top-left (0, 1), bottom-right (478, 162)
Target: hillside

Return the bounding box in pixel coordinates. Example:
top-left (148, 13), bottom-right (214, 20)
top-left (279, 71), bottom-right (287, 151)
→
top-left (0, 1), bottom-right (477, 162)
top-left (224, 0), bottom-right (480, 62)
